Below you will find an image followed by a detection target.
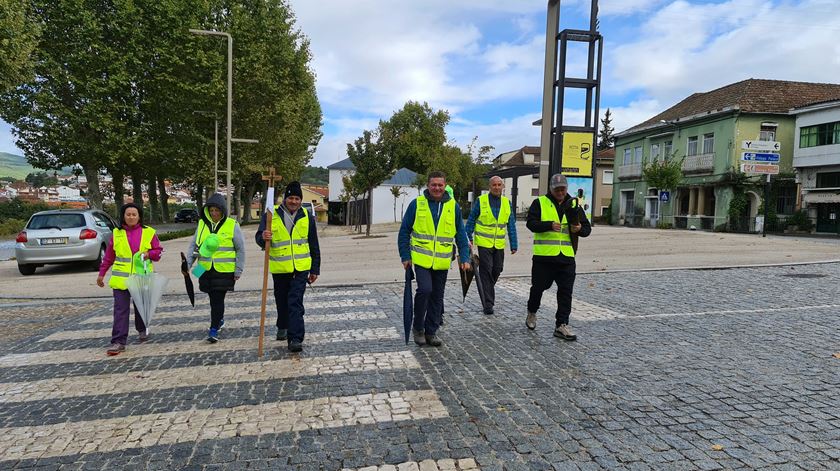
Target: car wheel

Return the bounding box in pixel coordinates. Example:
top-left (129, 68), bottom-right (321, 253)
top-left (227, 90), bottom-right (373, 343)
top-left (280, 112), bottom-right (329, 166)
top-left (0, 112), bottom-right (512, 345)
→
top-left (18, 263), bottom-right (36, 276)
top-left (91, 244), bottom-right (106, 271)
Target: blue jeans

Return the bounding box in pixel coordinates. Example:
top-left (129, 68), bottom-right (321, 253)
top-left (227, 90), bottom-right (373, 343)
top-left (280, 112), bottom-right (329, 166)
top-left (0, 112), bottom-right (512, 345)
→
top-left (273, 271), bottom-right (309, 343)
top-left (413, 266), bottom-right (448, 336)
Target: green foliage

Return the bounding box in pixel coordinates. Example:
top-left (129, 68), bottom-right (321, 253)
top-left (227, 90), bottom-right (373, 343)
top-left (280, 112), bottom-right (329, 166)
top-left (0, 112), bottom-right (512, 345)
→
top-left (0, 218), bottom-right (25, 236)
top-left (656, 221), bottom-right (673, 229)
top-left (597, 108), bottom-right (615, 150)
top-left (0, 0), bottom-right (39, 93)
top-left (642, 153), bottom-right (683, 191)
top-left (300, 166), bottom-right (328, 185)
top-left (725, 169), bottom-right (752, 230)
top-left (786, 209), bottom-right (813, 231)
top-left (25, 171), bottom-right (58, 187)
top-left (158, 229), bottom-right (195, 241)
top-left (378, 101), bottom-right (449, 173)
top-left (0, 198), bottom-right (49, 222)
top-left (347, 130), bottom-right (392, 236)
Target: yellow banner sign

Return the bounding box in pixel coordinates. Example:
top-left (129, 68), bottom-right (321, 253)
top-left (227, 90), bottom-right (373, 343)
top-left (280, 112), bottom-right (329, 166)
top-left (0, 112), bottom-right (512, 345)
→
top-left (561, 132), bottom-right (594, 177)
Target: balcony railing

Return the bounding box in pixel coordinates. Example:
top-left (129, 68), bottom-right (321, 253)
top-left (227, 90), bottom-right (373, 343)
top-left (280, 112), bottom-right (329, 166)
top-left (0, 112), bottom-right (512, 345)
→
top-left (618, 163), bottom-right (643, 179)
top-left (682, 153), bottom-right (714, 174)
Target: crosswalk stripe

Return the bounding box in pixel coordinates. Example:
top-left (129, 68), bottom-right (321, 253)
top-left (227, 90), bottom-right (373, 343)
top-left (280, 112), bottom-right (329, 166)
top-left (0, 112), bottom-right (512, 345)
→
top-left (0, 389), bottom-right (447, 461)
top-left (82, 298), bottom-right (379, 325)
top-left (0, 327), bottom-right (401, 368)
top-left (342, 458), bottom-right (480, 471)
top-left (155, 289), bottom-right (372, 308)
top-left (39, 312), bottom-right (389, 342)
top-left (0, 351), bottom-right (418, 403)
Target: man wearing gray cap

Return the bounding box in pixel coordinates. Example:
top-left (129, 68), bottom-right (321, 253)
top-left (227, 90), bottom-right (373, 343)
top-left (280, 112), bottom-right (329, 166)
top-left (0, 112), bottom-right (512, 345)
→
top-left (525, 173), bottom-right (591, 340)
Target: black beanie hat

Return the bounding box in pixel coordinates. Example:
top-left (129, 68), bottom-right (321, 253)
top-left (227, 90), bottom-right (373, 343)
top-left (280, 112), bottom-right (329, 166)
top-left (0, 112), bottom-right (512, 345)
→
top-left (284, 181), bottom-right (303, 199)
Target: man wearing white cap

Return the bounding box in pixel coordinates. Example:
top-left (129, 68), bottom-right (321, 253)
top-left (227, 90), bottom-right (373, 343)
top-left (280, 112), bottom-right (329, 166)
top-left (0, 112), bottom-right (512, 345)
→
top-left (525, 173), bottom-right (591, 340)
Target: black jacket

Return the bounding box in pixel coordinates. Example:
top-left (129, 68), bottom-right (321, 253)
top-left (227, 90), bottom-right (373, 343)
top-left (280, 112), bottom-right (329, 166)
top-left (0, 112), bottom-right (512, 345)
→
top-left (254, 205), bottom-right (321, 275)
top-left (526, 192), bottom-right (591, 264)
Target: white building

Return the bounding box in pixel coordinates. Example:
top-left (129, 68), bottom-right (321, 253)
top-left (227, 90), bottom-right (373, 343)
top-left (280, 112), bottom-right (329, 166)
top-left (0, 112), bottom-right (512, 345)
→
top-left (56, 185), bottom-right (83, 201)
top-left (792, 99), bottom-right (840, 233)
top-left (326, 158), bottom-right (423, 225)
top-left (490, 146), bottom-right (541, 214)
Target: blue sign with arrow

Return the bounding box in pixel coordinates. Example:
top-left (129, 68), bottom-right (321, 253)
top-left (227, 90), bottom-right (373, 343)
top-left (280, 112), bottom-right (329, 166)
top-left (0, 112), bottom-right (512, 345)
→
top-left (741, 152), bottom-right (780, 162)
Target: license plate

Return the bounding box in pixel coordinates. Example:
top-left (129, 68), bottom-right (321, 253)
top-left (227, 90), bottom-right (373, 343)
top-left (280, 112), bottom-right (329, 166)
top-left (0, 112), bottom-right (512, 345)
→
top-left (41, 237), bottom-right (68, 245)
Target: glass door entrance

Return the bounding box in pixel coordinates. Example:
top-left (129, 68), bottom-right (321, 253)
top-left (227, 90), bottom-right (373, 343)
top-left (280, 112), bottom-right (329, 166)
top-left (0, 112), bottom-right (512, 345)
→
top-left (815, 203), bottom-right (840, 234)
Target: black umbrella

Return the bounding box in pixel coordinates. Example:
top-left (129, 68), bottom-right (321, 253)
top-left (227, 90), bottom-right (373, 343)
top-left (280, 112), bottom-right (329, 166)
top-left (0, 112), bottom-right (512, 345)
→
top-left (180, 252), bottom-right (195, 307)
top-left (471, 252), bottom-right (486, 307)
top-left (403, 266), bottom-right (414, 344)
top-left (459, 259), bottom-right (474, 301)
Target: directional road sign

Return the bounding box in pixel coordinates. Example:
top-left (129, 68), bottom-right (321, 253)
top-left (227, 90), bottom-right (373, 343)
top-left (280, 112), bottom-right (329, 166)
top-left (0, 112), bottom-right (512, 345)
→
top-left (741, 163), bottom-right (779, 175)
top-left (741, 152), bottom-right (780, 163)
top-left (742, 140), bottom-right (781, 152)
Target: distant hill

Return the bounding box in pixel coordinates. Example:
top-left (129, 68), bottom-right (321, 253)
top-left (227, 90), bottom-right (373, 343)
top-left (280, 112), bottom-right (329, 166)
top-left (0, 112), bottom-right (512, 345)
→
top-left (301, 166), bottom-right (328, 185)
top-left (0, 152), bottom-right (73, 181)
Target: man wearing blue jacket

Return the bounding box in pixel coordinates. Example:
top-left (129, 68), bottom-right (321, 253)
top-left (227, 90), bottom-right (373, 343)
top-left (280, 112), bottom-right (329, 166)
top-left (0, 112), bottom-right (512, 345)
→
top-left (465, 175), bottom-right (518, 315)
top-left (255, 181), bottom-right (321, 352)
top-left (399, 171), bottom-right (471, 347)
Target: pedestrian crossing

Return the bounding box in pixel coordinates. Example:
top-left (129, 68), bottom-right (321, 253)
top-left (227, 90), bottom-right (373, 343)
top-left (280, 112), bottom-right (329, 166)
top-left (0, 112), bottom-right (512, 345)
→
top-left (0, 287), bottom-right (452, 467)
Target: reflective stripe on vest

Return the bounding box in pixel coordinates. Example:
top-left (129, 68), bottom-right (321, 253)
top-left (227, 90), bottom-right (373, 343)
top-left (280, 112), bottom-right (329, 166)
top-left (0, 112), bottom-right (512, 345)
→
top-left (410, 196), bottom-right (456, 270)
top-left (197, 218), bottom-right (238, 273)
top-left (473, 194), bottom-right (510, 249)
top-left (269, 207), bottom-right (312, 274)
top-left (533, 195), bottom-right (575, 257)
top-left (108, 227), bottom-right (156, 290)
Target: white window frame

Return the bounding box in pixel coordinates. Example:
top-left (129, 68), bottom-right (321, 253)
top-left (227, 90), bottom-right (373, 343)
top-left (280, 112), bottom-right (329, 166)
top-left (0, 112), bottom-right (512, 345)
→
top-left (634, 146), bottom-right (643, 164)
top-left (702, 133), bottom-right (714, 154)
top-left (687, 136), bottom-right (699, 156)
top-left (663, 140), bottom-right (673, 158)
top-left (603, 169), bottom-right (614, 185)
top-left (650, 143), bottom-right (660, 161)
top-left (623, 148), bottom-right (632, 165)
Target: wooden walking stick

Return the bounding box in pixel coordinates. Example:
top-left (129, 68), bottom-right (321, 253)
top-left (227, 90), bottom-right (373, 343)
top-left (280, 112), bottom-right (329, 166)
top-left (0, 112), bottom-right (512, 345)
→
top-left (258, 167), bottom-right (283, 357)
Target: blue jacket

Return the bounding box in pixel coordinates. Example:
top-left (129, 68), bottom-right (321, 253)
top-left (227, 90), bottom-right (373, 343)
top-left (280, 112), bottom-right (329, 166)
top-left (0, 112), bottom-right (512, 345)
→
top-left (465, 193), bottom-right (518, 251)
top-left (255, 205), bottom-right (321, 275)
top-left (398, 190), bottom-right (471, 265)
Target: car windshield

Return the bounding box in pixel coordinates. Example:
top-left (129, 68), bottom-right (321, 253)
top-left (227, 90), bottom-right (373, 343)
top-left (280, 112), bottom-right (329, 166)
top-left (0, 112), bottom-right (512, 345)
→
top-left (27, 213), bottom-right (86, 230)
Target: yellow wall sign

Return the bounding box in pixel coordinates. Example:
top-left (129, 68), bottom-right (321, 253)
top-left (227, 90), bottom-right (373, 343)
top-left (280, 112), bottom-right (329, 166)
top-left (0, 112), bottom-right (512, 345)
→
top-left (561, 132), bottom-right (594, 177)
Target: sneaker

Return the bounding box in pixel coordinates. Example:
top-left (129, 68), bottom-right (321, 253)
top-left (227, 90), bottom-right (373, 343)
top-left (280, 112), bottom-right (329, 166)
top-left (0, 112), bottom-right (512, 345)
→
top-left (106, 343), bottom-right (125, 356)
top-left (526, 311), bottom-right (537, 330)
top-left (483, 307), bottom-right (494, 315)
top-left (138, 331), bottom-right (150, 343)
top-left (218, 319), bottom-right (225, 331)
top-left (413, 329), bottom-right (426, 346)
top-left (425, 335), bottom-right (442, 347)
top-left (553, 324), bottom-right (577, 341)
top-left (288, 340), bottom-right (303, 352)
top-left (276, 329), bottom-right (288, 341)
top-left (207, 327), bottom-right (219, 343)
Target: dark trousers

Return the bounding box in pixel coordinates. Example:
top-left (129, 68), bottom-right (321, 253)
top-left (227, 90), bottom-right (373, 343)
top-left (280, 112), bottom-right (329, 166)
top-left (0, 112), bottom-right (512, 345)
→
top-left (110, 289), bottom-right (146, 345)
top-left (208, 290), bottom-right (227, 330)
top-left (477, 246), bottom-right (504, 311)
top-left (527, 260), bottom-right (576, 326)
top-left (273, 271), bottom-right (309, 343)
top-left (414, 265), bottom-right (448, 336)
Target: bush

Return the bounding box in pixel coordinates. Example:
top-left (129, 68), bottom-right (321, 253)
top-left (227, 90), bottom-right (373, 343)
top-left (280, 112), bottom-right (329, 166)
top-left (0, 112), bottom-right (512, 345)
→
top-left (158, 229), bottom-right (196, 242)
top-left (0, 218), bottom-right (26, 236)
top-left (656, 222), bottom-right (673, 229)
top-left (786, 210), bottom-right (813, 231)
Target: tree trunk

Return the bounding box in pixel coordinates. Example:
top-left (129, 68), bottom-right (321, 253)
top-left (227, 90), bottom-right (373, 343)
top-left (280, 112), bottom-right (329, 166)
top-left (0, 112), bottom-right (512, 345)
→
top-left (195, 184), bottom-right (204, 209)
top-left (112, 171), bottom-right (125, 215)
top-left (147, 175), bottom-right (158, 223)
top-left (83, 165), bottom-right (103, 210)
top-left (131, 173), bottom-right (143, 206)
top-left (366, 188), bottom-right (372, 236)
top-left (242, 180), bottom-right (258, 223)
top-left (157, 176), bottom-right (170, 223)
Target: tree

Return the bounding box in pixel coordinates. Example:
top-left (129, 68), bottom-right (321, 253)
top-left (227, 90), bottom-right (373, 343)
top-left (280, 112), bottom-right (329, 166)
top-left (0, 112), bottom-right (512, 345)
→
top-left (390, 185), bottom-right (405, 222)
top-left (25, 171), bottom-right (58, 188)
top-left (0, 0), bottom-right (39, 93)
top-left (597, 108), bottom-right (615, 150)
top-left (347, 129), bottom-right (393, 236)
top-left (378, 101), bottom-right (449, 174)
top-left (642, 152), bottom-right (683, 191)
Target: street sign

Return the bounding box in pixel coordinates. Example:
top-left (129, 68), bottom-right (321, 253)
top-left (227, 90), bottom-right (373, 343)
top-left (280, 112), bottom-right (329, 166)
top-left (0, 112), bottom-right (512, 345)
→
top-left (741, 152), bottom-right (780, 162)
top-left (742, 140), bottom-right (781, 152)
top-left (659, 191), bottom-right (670, 202)
top-left (741, 163), bottom-right (779, 175)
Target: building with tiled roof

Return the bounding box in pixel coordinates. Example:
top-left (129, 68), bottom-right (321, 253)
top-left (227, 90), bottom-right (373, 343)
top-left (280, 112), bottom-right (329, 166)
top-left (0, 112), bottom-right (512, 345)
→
top-left (612, 79), bottom-right (840, 232)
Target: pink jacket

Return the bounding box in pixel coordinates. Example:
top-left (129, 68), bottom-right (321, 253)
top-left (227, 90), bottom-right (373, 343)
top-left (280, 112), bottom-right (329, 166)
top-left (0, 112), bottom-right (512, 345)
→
top-left (99, 224), bottom-right (163, 277)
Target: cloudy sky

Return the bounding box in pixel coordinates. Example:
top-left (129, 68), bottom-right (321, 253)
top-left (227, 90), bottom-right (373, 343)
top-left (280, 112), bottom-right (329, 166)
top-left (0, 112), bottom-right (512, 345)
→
top-left (3, 0), bottom-right (840, 167)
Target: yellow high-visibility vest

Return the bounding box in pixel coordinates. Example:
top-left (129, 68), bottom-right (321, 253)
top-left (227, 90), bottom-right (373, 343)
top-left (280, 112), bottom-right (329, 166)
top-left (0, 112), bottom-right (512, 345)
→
top-left (411, 196), bottom-right (456, 270)
top-left (196, 218), bottom-right (237, 273)
top-left (474, 194), bottom-right (510, 249)
top-left (109, 227), bottom-right (156, 290)
top-left (533, 196), bottom-right (575, 257)
top-left (269, 207), bottom-right (312, 274)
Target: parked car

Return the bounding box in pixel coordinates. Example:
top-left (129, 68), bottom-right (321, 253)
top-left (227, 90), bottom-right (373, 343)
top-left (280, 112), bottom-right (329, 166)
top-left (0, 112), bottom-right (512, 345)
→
top-left (14, 209), bottom-right (118, 275)
top-left (300, 202), bottom-right (315, 215)
top-left (174, 208), bottom-right (199, 223)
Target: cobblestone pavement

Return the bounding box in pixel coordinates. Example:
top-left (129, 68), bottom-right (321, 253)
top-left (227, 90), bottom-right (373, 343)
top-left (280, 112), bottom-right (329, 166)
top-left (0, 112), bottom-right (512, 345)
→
top-left (1, 263), bottom-right (839, 470)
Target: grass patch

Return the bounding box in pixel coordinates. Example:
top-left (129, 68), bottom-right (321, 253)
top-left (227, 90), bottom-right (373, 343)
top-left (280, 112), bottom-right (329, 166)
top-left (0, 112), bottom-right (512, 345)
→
top-left (158, 229), bottom-right (195, 241)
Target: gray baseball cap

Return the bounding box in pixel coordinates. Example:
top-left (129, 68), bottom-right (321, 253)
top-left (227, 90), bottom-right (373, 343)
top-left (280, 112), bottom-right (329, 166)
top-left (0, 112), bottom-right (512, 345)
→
top-left (549, 174), bottom-right (568, 190)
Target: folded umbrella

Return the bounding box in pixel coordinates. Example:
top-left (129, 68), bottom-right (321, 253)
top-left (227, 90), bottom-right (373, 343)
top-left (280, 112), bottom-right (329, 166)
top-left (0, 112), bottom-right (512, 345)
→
top-left (180, 252), bottom-right (195, 307)
top-left (403, 266), bottom-right (415, 344)
top-left (471, 251), bottom-right (486, 307)
top-left (459, 260), bottom-right (474, 301)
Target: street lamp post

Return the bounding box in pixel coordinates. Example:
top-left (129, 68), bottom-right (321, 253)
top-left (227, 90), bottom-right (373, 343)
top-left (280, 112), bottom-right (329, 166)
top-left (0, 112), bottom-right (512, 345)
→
top-left (189, 28), bottom-right (233, 214)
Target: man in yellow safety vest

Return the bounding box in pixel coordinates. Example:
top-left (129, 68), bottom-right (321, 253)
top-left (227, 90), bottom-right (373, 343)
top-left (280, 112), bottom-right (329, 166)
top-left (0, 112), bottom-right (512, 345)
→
top-left (398, 171), bottom-right (471, 347)
top-left (525, 173), bottom-right (591, 340)
top-left (465, 175), bottom-right (518, 315)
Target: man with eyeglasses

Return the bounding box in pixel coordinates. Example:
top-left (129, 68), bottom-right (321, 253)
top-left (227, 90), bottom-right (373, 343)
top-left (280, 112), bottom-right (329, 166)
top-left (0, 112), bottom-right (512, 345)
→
top-left (525, 173), bottom-right (591, 340)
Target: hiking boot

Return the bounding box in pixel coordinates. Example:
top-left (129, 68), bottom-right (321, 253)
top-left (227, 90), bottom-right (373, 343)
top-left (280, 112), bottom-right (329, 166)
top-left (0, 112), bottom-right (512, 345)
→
top-left (413, 329), bottom-right (426, 346)
top-left (207, 327), bottom-right (219, 343)
top-left (106, 343), bottom-right (125, 356)
top-left (276, 329), bottom-right (288, 341)
top-left (553, 324), bottom-right (577, 341)
top-left (138, 331), bottom-right (150, 343)
top-left (526, 311), bottom-right (537, 330)
top-left (425, 335), bottom-right (442, 347)
top-left (288, 340), bottom-right (303, 352)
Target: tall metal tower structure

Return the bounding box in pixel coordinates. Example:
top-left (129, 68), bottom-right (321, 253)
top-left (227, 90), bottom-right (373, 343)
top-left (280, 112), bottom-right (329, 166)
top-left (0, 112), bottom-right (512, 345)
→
top-left (539, 0), bottom-right (603, 198)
